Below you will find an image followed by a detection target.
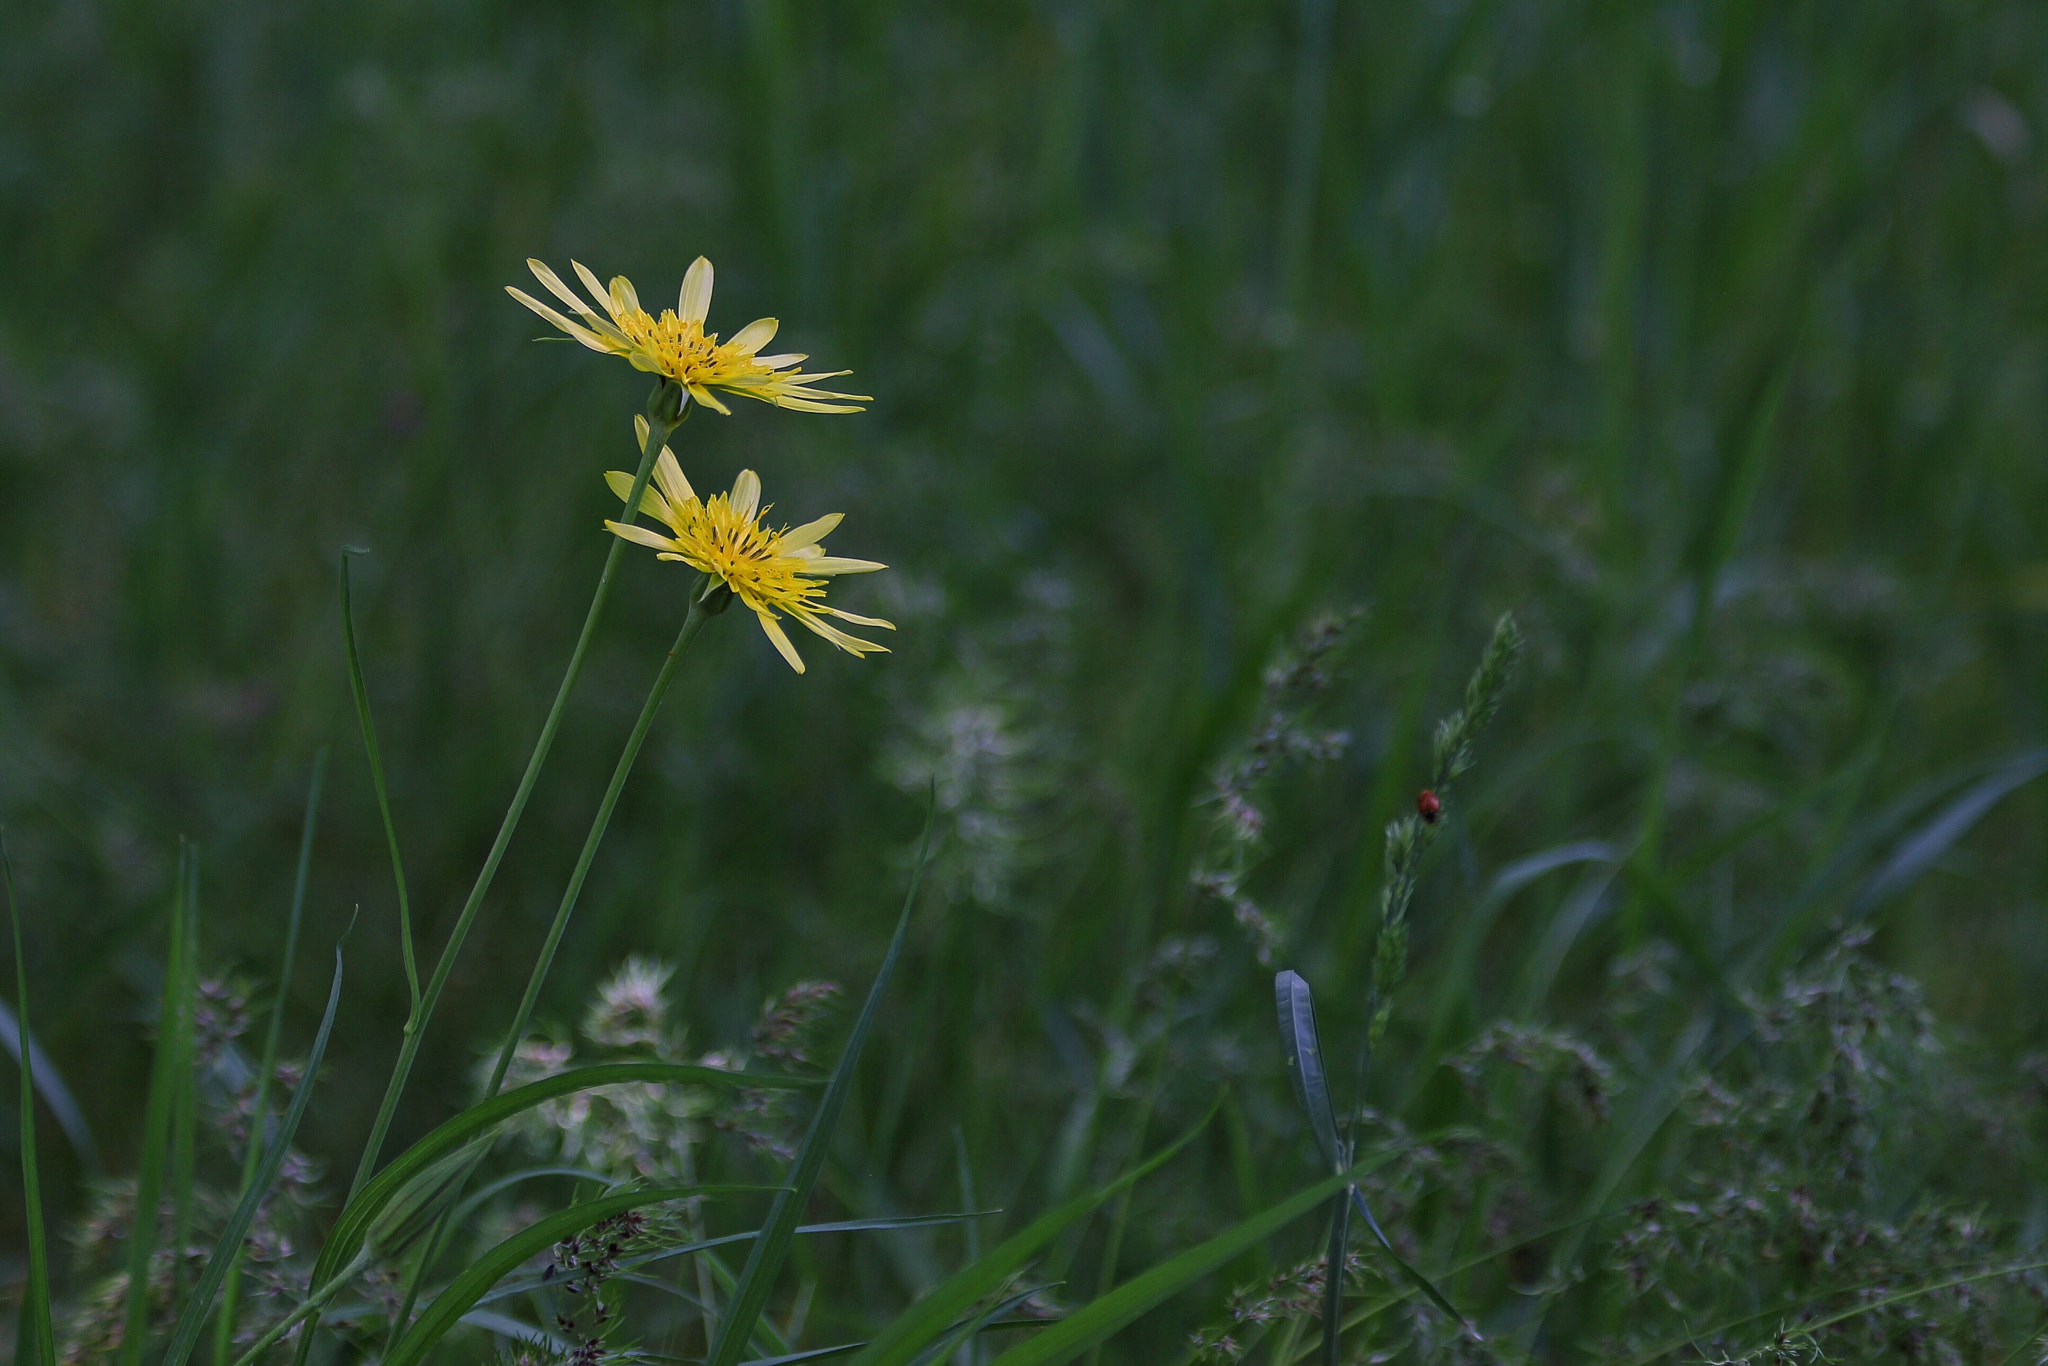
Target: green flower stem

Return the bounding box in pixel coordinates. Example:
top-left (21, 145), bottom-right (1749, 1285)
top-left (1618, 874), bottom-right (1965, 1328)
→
top-left (343, 386), bottom-right (686, 1203)
top-left (486, 587), bottom-right (715, 1094)
top-left (382, 586), bottom-right (718, 1349)
top-left (226, 1245), bottom-right (375, 1366)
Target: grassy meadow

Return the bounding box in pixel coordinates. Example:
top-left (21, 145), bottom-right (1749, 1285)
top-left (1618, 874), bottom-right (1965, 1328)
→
top-left (5, 0), bottom-right (2048, 1360)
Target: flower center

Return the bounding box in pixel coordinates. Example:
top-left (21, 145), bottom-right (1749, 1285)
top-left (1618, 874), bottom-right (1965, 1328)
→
top-left (618, 309), bottom-right (765, 385)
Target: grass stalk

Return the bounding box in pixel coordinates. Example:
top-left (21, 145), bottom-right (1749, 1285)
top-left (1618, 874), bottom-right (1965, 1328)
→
top-left (339, 384), bottom-right (686, 1204)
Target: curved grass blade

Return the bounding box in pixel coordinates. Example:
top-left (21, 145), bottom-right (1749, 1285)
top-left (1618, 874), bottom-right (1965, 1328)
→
top-left (980, 1159), bottom-right (1388, 1366)
top-left (459, 1309), bottom-right (570, 1354)
top-left (383, 1183), bottom-right (779, 1366)
top-left (118, 840), bottom-right (195, 1366)
top-left (162, 934), bottom-right (349, 1366)
top-left (1345, 1188), bottom-right (1474, 1337)
top-left (446, 1164), bottom-right (617, 1231)
top-left (848, 1105), bottom-right (1214, 1366)
top-left (1849, 747), bottom-right (2048, 918)
top-left (0, 995), bottom-right (101, 1173)
top-left (705, 799), bottom-right (936, 1366)
top-left (303, 1062), bottom-right (815, 1299)
top-left (4, 839), bottom-right (55, 1366)
top-left (1274, 970), bottom-right (1343, 1174)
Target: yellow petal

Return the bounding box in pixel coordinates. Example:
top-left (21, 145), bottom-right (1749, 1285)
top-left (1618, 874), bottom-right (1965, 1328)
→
top-left (752, 352), bottom-right (807, 370)
top-left (527, 259), bottom-right (602, 319)
top-left (803, 555), bottom-right (887, 576)
top-left (654, 447), bottom-right (695, 507)
top-left (729, 317), bottom-right (779, 354)
top-left (730, 469), bottom-right (761, 523)
top-left (780, 512), bottom-right (843, 548)
top-left (603, 520), bottom-right (680, 552)
top-left (791, 610), bottom-right (889, 656)
top-left (757, 611), bottom-right (806, 673)
top-left (602, 470), bottom-right (671, 522)
top-left (571, 261), bottom-right (616, 321)
top-left (608, 274), bottom-right (641, 319)
top-left (506, 288), bottom-right (613, 353)
top-left (679, 256), bottom-right (714, 325)
top-left (822, 606), bottom-right (896, 629)
top-left (687, 383), bottom-right (731, 416)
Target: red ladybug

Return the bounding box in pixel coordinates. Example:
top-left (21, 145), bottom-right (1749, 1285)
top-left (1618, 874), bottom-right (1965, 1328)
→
top-left (1416, 789), bottom-right (1442, 824)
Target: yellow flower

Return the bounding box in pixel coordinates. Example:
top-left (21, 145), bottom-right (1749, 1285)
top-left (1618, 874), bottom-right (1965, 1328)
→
top-left (604, 417), bottom-right (894, 673)
top-left (507, 256), bottom-right (870, 415)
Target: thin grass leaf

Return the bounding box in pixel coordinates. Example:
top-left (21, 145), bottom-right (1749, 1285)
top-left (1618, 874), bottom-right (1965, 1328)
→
top-left (1320, 1192), bottom-right (1350, 1366)
top-left (169, 848), bottom-right (201, 1295)
top-left (445, 1164), bottom-right (618, 1231)
top-left (1344, 1188), bottom-right (1475, 1337)
top-left (382, 1183), bottom-right (780, 1366)
top-left (216, 747), bottom-right (327, 1365)
top-left (458, 1309), bottom-right (570, 1353)
top-left (117, 840), bottom-right (194, 1366)
top-left (162, 932), bottom-right (349, 1366)
top-left (339, 552), bottom-right (420, 1017)
top-left (706, 799), bottom-right (936, 1366)
top-left (905, 1285), bottom-right (1054, 1366)
top-left (475, 1212), bottom-right (997, 1310)
top-left (848, 1106), bottom-right (1213, 1366)
top-left (1613, 1258), bottom-right (2048, 1366)
top-left (4, 839), bottom-right (56, 1366)
top-left (979, 1159), bottom-right (1388, 1366)
top-left (303, 1061), bottom-right (815, 1299)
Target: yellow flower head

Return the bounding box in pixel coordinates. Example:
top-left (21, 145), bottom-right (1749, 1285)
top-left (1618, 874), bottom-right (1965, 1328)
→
top-left (605, 417), bottom-right (894, 673)
top-left (508, 256), bottom-right (871, 415)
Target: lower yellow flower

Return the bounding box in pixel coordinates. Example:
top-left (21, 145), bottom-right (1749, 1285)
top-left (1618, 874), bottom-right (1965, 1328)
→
top-left (604, 417), bottom-right (894, 673)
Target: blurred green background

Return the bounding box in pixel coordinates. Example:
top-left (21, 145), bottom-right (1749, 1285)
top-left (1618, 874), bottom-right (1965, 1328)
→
top-left (6, 0), bottom-right (2048, 1353)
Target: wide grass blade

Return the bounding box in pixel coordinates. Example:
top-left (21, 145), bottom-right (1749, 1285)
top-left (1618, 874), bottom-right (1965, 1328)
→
top-left (382, 1182), bottom-right (780, 1366)
top-left (4, 839), bottom-right (56, 1366)
top-left (117, 840), bottom-right (196, 1366)
top-left (301, 1061), bottom-right (817, 1302)
top-left (705, 801), bottom-right (936, 1366)
top-left (979, 1160), bottom-right (1388, 1366)
top-left (848, 1107), bottom-right (1212, 1366)
top-left (161, 934), bottom-right (349, 1366)
top-left (1273, 970), bottom-right (1344, 1174)
top-left (1849, 747), bottom-right (2048, 919)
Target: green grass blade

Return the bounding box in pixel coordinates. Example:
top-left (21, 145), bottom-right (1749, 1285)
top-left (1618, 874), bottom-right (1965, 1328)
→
top-left (300, 1061), bottom-right (813, 1301)
top-left (1319, 1193), bottom-right (1349, 1366)
top-left (0, 995), bottom-right (101, 1173)
top-left (215, 747), bottom-right (327, 1365)
top-left (382, 1183), bottom-right (780, 1366)
top-left (704, 801), bottom-right (936, 1366)
top-left (1344, 1188), bottom-right (1473, 1335)
top-left (4, 839), bottom-right (56, 1366)
top-left (1274, 970), bottom-right (1343, 1173)
top-left (162, 933), bottom-right (349, 1366)
top-left (1612, 1257), bottom-right (2048, 1366)
top-left (117, 839), bottom-right (194, 1366)
top-left (1849, 748), bottom-right (2048, 919)
top-left (849, 1105), bottom-right (1214, 1366)
top-left (169, 848), bottom-right (201, 1296)
top-left (980, 1160), bottom-right (1387, 1366)
top-left (339, 549), bottom-right (421, 1051)
top-left (475, 1212), bottom-right (997, 1311)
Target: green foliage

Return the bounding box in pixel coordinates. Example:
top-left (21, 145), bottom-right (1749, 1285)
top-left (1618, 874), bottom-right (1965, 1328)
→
top-left (8, 1), bottom-right (2048, 1363)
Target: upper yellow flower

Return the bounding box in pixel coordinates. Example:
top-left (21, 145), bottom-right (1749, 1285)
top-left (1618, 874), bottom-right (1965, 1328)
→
top-left (508, 256), bottom-right (870, 415)
top-left (605, 417), bottom-right (894, 673)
